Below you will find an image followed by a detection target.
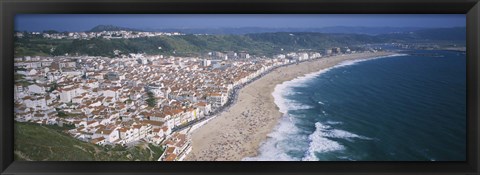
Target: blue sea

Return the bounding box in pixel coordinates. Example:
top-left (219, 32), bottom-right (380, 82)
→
top-left (245, 50), bottom-right (466, 161)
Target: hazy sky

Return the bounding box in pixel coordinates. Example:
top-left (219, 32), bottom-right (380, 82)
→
top-left (15, 14), bottom-right (466, 32)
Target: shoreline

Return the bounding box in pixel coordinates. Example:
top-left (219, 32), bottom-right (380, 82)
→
top-left (185, 51), bottom-right (398, 161)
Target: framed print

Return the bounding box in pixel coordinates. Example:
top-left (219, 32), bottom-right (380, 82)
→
top-left (1, 0), bottom-right (479, 174)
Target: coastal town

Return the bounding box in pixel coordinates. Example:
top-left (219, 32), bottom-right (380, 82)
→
top-left (13, 44), bottom-right (368, 161)
top-left (15, 30), bottom-right (184, 40)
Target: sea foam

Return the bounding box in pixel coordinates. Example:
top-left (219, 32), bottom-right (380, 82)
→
top-left (302, 122), bottom-right (372, 161)
top-left (302, 122), bottom-right (345, 161)
top-left (243, 114), bottom-right (305, 161)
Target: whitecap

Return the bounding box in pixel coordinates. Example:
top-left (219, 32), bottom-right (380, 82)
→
top-left (302, 122), bottom-right (345, 161)
top-left (326, 129), bottom-right (373, 141)
top-left (301, 122), bottom-right (373, 161)
top-left (325, 121), bottom-right (342, 125)
top-left (321, 110), bottom-right (328, 116)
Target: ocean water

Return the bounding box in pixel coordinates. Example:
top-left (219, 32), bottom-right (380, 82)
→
top-left (244, 50), bottom-right (466, 161)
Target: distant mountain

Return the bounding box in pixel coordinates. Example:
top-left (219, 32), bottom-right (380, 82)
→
top-left (409, 27), bottom-right (466, 41)
top-left (379, 27), bottom-right (466, 41)
top-left (311, 26), bottom-right (426, 35)
top-left (144, 26), bottom-right (427, 35)
top-left (88, 25), bottom-right (142, 32)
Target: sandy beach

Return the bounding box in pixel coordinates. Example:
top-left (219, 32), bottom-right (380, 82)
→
top-left (185, 51), bottom-right (397, 161)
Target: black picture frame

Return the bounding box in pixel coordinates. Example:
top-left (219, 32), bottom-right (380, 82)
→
top-left (1, 0), bottom-right (479, 174)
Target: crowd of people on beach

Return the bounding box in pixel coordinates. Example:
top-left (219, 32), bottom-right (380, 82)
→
top-left (171, 59), bottom-right (300, 133)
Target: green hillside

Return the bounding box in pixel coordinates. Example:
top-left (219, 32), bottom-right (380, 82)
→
top-left (48, 34), bottom-right (280, 57)
top-left (14, 27), bottom-right (465, 58)
top-left (14, 33), bottom-right (381, 58)
top-left (14, 122), bottom-right (164, 161)
top-left (246, 32), bottom-right (382, 51)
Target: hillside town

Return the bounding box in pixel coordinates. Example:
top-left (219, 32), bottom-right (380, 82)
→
top-left (14, 47), bottom-right (362, 161)
top-left (15, 30), bottom-right (184, 40)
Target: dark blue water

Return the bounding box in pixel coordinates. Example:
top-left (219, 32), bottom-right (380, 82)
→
top-left (245, 50), bottom-right (466, 161)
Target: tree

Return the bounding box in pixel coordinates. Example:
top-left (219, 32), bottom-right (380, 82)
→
top-left (146, 91), bottom-right (156, 107)
top-left (47, 82), bottom-right (58, 93)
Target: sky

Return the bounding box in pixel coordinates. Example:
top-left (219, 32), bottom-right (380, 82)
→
top-left (15, 14), bottom-right (466, 32)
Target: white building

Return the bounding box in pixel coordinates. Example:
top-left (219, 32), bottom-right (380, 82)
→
top-left (206, 93), bottom-right (228, 109)
top-left (27, 84), bottom-right (46, 94)
top-left (101, 89), bottom-right (119, 101)
top-left (298, 53), bottom-right (309, 60)
top-left (59, 87), bottom-right (79, 103)
top-left (202, 59), bottom-right (211, 67)
top-left (24, 97), bottom-right (47, 109)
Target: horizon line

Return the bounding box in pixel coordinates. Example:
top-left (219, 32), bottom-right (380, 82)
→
top-left (16, 25), bottom-right (467, 32)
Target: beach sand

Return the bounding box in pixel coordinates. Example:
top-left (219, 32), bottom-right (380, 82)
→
top-left (185, 51), bottom-right (397, 161)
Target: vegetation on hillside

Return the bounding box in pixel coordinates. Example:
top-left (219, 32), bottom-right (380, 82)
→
top-left (14, 27), bottom-right (466, 58)
top-left (14, 33), bottom-right (377, 57)
top-left (14, 122), bottom-right (164, 161)
top-left (146, 91), bottom-right (157, 107)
